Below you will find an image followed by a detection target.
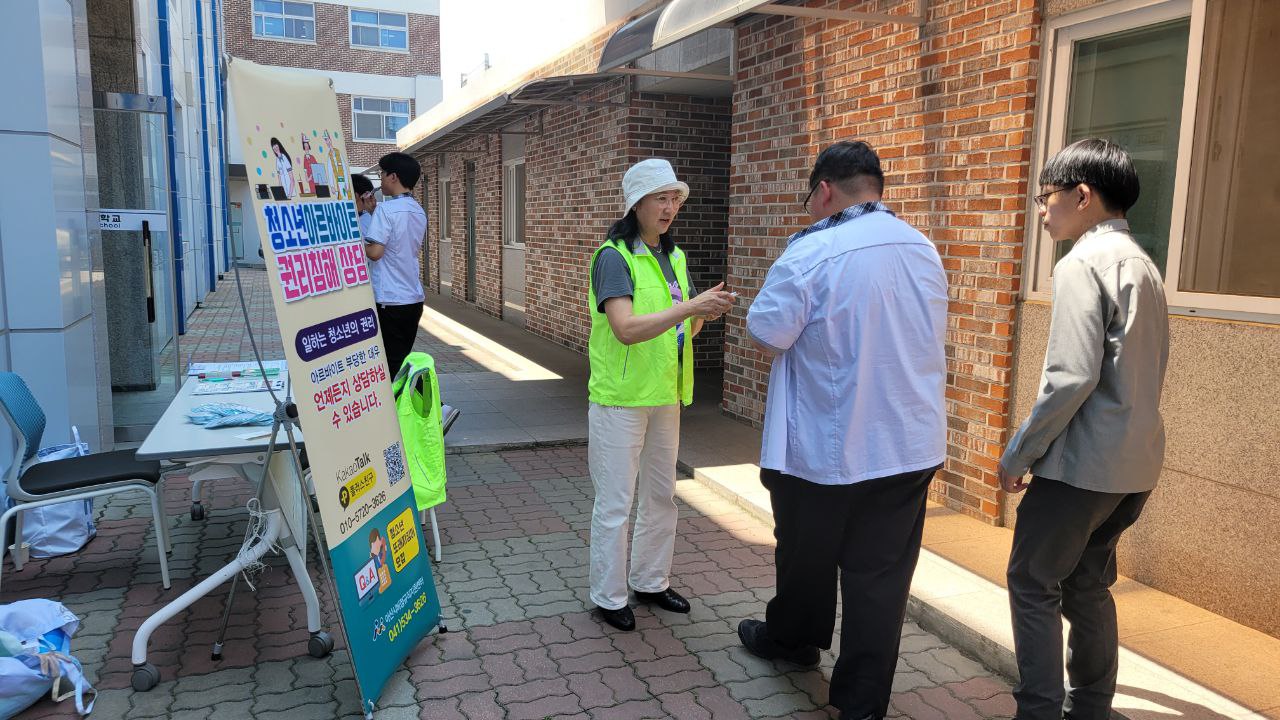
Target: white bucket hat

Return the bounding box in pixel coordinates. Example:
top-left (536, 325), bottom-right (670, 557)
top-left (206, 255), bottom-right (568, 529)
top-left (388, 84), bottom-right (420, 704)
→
top-left (622, 159), bottom-right (690, 214)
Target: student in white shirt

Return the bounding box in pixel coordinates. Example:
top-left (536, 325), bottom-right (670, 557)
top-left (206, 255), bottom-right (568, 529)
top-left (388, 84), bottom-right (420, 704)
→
top-left (738, 142), bottom-right (948, 720)
top-left (363, 152), bottom-right (426, 377)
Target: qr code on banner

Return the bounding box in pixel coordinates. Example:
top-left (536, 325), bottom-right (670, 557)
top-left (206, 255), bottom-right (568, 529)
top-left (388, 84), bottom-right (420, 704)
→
top-left (384, 442), bottom-right (405, 486)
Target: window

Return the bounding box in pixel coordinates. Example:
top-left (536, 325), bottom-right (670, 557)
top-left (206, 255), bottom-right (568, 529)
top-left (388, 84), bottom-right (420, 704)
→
top-left (350, 9), bottom-right (408, 50)
top-left (253, 0), bottom-right (315, 42)
top-left (1178, 0), bottom-right (1280, 300)
top-left (503, 160), bottom-right (526, 247)
top-left (352, 97), bottom-right (410, 142)
top-left (1030, 0), bottom-right (1279, 318)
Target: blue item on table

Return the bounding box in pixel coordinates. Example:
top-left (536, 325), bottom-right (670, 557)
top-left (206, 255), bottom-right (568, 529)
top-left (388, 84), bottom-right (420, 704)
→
top-left (186, 403), bottom-right (274, 428)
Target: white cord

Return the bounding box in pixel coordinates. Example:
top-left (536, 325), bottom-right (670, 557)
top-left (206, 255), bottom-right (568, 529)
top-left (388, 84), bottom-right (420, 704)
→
top-left (237, 497), bottom-right (275, 591)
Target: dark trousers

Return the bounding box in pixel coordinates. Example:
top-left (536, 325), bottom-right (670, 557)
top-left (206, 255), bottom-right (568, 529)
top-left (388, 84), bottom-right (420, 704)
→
top-left (1007, 477), bottom-right (1150, 720)
top-left (376, 301), bottom-right (424, 378)
top-left (762, 464), bottom-right (938, 718)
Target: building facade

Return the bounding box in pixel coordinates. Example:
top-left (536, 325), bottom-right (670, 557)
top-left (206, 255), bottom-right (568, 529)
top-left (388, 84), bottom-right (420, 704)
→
top-left (0, 0), bottom-right (229, 454)
top-left (401, 0), bottom-right (1279, 638)
top-left (221, 0), bottom-right (443, 263)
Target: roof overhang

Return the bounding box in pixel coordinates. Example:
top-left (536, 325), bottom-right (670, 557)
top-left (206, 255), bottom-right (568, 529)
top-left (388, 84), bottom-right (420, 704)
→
top-left (598, 0), bottom-right (926, 72)
top-left (400, 73), bottom-right (622, 155)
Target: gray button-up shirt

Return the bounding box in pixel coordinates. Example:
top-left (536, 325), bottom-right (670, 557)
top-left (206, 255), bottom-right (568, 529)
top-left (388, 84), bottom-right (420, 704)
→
top-left (1002, 219), bottom-right (1169, 494)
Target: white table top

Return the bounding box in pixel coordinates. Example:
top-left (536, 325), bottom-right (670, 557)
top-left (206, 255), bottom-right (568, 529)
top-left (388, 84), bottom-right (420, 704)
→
top-left (135, 376), bottom-right (306, 461)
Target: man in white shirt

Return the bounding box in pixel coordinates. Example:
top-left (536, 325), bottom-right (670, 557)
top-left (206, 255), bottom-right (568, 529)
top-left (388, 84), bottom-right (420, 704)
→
top-left (738, 141), bottom-right (948, 720)
top-left (364, 152), bottom-right (427, 377)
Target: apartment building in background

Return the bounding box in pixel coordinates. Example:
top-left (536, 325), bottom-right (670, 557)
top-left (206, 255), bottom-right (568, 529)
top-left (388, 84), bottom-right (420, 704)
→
top-left (221, 0), bottom-right (443, 264)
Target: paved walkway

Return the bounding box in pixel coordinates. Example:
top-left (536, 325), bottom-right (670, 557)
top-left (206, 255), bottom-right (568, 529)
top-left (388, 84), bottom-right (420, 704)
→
top-left (2, 446), bottom-right (1014, 719)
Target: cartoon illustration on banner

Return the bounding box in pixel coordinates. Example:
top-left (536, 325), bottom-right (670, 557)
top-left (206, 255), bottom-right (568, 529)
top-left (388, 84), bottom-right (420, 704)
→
top-left (227, 59), bottom-right (440, 715)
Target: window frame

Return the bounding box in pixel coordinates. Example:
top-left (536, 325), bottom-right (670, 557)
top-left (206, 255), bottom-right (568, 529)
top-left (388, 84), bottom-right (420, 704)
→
top-left (251, 0), bottom-right (316, 44)
top-left (503, 159), bottom-right (526, 248)
top-left (1027, 0), bottom-right (1280, 321)
top-left (351, 96), bottom-right (412, 144)
top-left (348, 7), bottom-right (409, 53)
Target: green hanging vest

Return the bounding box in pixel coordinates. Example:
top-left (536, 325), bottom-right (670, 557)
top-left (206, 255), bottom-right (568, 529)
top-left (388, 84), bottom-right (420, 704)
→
top-left (392, 352), bottom-right (447, 511)
top-left (587, 238), bottom-right (695, 407)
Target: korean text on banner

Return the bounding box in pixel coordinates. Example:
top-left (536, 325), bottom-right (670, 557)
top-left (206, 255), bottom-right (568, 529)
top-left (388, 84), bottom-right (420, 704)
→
top-left (226, 59), bottom-right (439, 714)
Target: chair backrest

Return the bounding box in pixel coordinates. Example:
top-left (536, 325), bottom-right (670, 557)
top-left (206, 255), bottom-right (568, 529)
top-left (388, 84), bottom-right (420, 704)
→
top-left (0, 372), bottom-right (46, 466)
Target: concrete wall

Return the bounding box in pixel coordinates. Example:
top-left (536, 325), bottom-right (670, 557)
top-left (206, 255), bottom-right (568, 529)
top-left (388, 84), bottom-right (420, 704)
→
top-left (0, 0), bottom-right (108, 452)
top-left (1008, 302), bottom-right (1280, 637)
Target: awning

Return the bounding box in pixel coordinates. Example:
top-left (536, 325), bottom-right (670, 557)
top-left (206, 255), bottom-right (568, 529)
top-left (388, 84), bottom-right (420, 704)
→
top-left (401, 73), bottom-right (622, 155)
top-left (598, 0), bottom-right (926, 72)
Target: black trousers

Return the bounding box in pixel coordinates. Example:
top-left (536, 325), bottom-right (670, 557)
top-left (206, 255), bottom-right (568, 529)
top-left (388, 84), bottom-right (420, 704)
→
top-left (1007, 478), bottom-right (1150, 720)
top-left (762, 464), bottom-right (938, 718)
top-left (376, 302), bottom-right (424, 378)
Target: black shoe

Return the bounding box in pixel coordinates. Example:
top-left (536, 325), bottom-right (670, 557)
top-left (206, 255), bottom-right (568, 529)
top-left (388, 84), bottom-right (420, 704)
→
top-left (840, 714), bottom-right (879, 720)
top-left (633, 588), bottom-right (691, 614)
top-left (596, 605), bottom-right (636, 632)
top-left (737, 619), bottom-right (820, 666)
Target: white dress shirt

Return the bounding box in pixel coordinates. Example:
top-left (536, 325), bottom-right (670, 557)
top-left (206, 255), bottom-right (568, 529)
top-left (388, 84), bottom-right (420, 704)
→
top-left (364, 194), bottom-right (426, 305)
top-left (748, 204), bottom-right (948, 485)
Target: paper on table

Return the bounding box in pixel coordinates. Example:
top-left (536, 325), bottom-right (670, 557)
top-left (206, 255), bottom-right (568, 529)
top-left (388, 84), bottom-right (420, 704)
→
top-left (190, 377), bottom-right (287, 396)
top-left (188, 360), bottom-right (288, 377)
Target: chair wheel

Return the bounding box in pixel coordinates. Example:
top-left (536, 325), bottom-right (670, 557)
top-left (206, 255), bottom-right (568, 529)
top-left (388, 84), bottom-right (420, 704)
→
top-left (308, 631), bottom-right (333, 658)
top-left (190, 503), bottom-right (205, 521)
top-left (131, 663), bottom-right (160, 691)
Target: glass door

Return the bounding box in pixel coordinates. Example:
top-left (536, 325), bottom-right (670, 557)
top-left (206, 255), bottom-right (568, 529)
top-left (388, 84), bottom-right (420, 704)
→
top-left (95, 93), bottom-right (182, 442)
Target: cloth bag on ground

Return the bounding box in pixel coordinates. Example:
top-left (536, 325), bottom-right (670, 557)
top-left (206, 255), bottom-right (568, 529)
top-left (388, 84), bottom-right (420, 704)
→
top-left (391, 352), bottom-right (447, 510)
top-left (7, 427), bottom-right (96, 558)
top-left (0, 599), bottom-right (97, 718)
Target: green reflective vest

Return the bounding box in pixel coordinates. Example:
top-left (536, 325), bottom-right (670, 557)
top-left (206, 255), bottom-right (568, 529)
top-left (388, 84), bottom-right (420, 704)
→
top-left (587, 238), bottom-right (694, 407)
top-left (392, 352), bottom-right (447, 510)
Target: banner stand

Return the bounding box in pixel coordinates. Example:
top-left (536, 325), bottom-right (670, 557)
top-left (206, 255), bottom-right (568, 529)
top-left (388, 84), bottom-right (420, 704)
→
top-left (221, 58), bottom-right (445, 716)
top-left (130, 59), bottom-right (447, 719)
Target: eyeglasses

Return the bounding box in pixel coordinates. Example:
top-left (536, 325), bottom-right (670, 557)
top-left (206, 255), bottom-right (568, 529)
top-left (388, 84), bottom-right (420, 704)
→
top-left (803, 180), bottom-right (825, 212)
top-left (1033, 185), bottom-right (1077, 209)
top-left (647, 194), bottom-right (685, 209)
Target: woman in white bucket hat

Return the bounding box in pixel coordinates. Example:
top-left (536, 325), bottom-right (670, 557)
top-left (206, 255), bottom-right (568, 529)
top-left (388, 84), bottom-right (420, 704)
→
top-left (585, 158), bottom-right (737, 631)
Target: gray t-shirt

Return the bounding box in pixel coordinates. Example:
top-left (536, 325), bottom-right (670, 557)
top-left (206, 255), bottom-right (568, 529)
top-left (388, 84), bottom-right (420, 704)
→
top-left (591, 242), bottom-right (694, 351)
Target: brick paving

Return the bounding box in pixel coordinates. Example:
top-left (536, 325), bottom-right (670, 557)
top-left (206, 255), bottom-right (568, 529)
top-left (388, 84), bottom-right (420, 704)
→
top-left (3, 445), bottom-right (1015, 719)
top-left (3, 270), bottom-right (1016, 718)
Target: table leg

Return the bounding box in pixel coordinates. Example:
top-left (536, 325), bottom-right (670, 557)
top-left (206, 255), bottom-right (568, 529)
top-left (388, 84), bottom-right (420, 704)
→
top-left (130, 510), bottom-right (284, 691)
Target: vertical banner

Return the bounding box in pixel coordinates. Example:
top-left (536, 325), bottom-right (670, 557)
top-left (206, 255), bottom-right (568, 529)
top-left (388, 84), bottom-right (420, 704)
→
top-left (227, 60), bottom-right (439, 713)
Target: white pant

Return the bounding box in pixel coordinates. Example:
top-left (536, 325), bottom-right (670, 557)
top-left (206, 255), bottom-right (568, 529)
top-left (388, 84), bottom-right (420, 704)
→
top-left (588, 402), bottom-right (681, 610)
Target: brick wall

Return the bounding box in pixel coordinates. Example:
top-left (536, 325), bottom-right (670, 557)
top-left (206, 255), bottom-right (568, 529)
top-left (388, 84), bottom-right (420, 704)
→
top-left (423, 161), bottom-right (441, 293)
top-left (223, 0), bottom-right (440, 76)
top-left (723, 0), bottom-right (1040, 523)
top-left (524, 80), bottom-right (633, 355)
top-left (629, 93), bottom-right (732, 373)
top-left (335, 93), bottom-right (415, 170)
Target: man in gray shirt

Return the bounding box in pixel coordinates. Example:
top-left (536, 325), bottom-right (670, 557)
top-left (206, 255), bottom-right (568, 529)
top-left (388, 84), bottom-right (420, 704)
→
top-left (999, 138), bottom-right (1169, 720)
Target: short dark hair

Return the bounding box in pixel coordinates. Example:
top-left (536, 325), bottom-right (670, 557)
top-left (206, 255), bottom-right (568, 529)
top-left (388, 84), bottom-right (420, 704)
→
top-left (809, 141), bottom-right (885, 201)
top-left (351, 173), bottom-right (374, 196)
top-left (378, 152), bottom-right (423, 190)
top-left (1039, 138), bottom-right (1140, 213)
